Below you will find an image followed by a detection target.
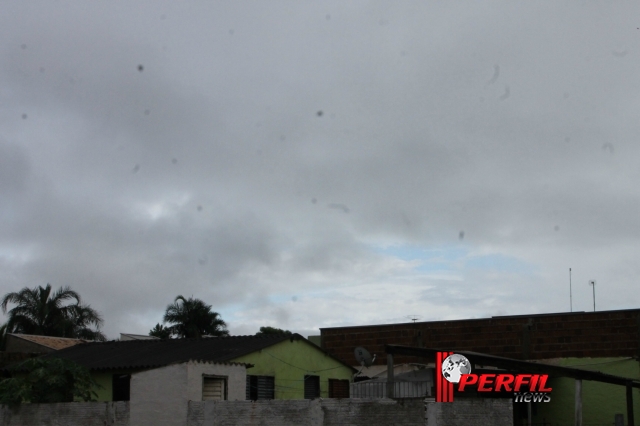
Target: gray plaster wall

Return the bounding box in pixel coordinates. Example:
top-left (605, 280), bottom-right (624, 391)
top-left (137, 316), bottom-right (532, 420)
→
top-left (130, 363), bottom-right (188, 426)
top-left (0, 402), bottom-right (129, 426)
top-left (187, 399), bottom-right (425, 426)
top-left (130, 361), bottom-right (247, 426)
top-left (425, 399), bottom-right (513, 426)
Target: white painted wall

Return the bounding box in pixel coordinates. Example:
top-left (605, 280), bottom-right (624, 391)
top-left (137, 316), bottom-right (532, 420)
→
top-left (130, 361), bottom-right (247, 426)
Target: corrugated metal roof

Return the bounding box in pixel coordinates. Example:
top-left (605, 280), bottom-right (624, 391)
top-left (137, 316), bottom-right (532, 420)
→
top-left (120, 333), bottom-right (160, 341)
top-left (45, 334), bottom-right (300, 371)
top-left (8, 333), bottom-right (87, 350)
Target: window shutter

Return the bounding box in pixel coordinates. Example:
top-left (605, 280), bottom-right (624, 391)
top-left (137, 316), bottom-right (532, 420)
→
top-left (203, 377), bottom-right (225, 400)
top-left (257, 376), bottom-right (275, 400)
top-left (246, 375), bottom-right (275, 400)
top-left (246, 375), bottom-right (253, 400)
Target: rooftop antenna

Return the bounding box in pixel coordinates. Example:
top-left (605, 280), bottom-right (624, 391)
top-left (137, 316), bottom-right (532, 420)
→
top-left (589, 280), bottom-right (596, 312)
top-left (353, 346), bottom-right (376, 377)
top-left (406, 315), bottom-right (422, 323)
top-left (569, 268), bottom-right (573, 312)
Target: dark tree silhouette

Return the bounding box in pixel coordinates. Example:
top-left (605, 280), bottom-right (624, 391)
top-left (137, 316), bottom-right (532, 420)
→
top-left (255, 326), bottom-right (292, 336)
top-left (1, 284), bottom-right (106, 341)
top-left (148, 323), bottom-right (172, 339)
top-left (163, 295), bottom-right (228, 338)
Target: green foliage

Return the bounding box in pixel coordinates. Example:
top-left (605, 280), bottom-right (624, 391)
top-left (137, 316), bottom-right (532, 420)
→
top-left (0, 357), bottom-right (100, 407)
top-left (0, 284), bottom-right (106, 341)
top-left (256, 326), bottom-right (292, 336)
top-left (162, 295), bottom-right (229, 338)
top-left (149, 323), bottom-right (172, 339)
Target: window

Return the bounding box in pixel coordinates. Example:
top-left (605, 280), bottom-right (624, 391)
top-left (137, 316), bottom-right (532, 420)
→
top-left (202, 376), bottom-right (227, 400)
top-left (246, 375), bottom-right (275, 400)
top-left (112, 374), bottom-right (131, 401)
top-left (328, 379), bottom-right (350, 398)
top-left (304, 375), bottom-right (320, 399)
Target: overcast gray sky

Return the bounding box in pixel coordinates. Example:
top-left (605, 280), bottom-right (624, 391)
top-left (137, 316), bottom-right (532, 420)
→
top-left (1, 1), bottom-right (639, 339)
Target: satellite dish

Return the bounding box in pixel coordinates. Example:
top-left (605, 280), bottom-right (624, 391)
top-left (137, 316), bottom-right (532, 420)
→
top-left (354, 347), bottom-right (375, 367)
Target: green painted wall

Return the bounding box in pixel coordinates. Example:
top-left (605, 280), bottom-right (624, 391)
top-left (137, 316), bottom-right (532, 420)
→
top-left (231, 339), bottom-right (353, 400)
top-left (515, 357), bottom-right (640, 426)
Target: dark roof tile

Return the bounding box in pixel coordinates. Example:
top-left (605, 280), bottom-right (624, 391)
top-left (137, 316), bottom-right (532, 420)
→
top-left (46, 334), bottom-right (296, 371)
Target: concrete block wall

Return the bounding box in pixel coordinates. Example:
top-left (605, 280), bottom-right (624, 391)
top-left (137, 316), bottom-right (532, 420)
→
top-left (187, 399), bottom-right (425, 426)
top-left (321, 309), bottom-right (640, 365)
top-left (322, 399), bottom-right (424, 426)
top-left (425, 399), bottom-right (512, 426)
top-left (0, 398), bottom-right (511, 426)
top-left (0, 401), bottom-right (129, 426)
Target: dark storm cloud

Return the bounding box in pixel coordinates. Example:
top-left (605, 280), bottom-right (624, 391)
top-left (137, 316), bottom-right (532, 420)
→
top-left (1, 1), bottom-right (640, 336)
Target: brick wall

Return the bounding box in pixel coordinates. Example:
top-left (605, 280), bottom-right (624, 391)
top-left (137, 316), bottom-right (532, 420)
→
top-left (321, 309), bottom-right (640, 366)
top-left (0, 401), bottom-right (129, 426)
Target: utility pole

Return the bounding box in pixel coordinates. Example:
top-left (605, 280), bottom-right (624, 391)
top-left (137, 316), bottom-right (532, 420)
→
top-left (589, 280), bottom-right (596, 312)
top-left (569, 268), bottom-right (573, 312)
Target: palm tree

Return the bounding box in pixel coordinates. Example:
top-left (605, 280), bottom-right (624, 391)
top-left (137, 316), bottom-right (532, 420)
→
top-left (163, 295), bottom-right (229, 338)
top-left (64, 304), bottom-right (106, 341)
top-left (148, 323), bottom-right (172, 339)
top-left (1, 284), bottom-right (106, 341)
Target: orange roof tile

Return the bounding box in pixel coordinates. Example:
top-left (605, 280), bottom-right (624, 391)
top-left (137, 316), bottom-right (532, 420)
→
top-left (10, 334), bottom-right (87, 350)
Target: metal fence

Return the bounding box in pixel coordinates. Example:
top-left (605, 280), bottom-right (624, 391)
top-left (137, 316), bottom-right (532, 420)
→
top-left (350, 381), bottom-right (431, 398)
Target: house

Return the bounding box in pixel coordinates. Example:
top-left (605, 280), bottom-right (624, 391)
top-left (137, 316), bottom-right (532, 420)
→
top-left (47, 333), bottom-right (355, 403)
top-left (229, 334), bottom-right (355, 399)
top-left (320, 308), bottom-right (640, 425)
top-left (4, 333), bottom-right (86, 354)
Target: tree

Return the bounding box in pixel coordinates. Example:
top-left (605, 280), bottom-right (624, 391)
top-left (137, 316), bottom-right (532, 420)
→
top-left (256, 326), bottom-right (292, 336)
top-left (148, 323), bottom-right (172, 339)
top-left (0, 284), bottom-right (106, 341)
top-left (0, 323), bottom-right (7, 351)
top-left (163, 295), bottom-right (229, 338)
top-left (0, 357), bottom-right (100, 407)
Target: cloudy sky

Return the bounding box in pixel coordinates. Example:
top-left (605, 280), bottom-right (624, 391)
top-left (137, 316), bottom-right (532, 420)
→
top-left (1, 2), bottom-right (639, 339)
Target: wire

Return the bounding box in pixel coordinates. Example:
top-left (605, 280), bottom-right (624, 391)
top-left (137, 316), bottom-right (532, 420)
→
top-left (260, 350), bottom-right (348, 374)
